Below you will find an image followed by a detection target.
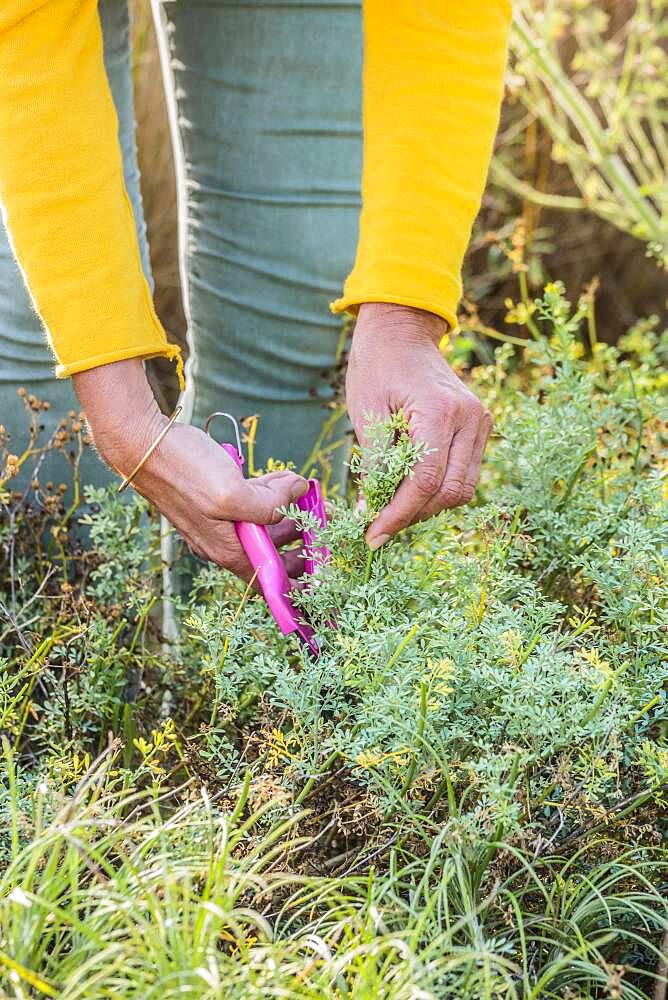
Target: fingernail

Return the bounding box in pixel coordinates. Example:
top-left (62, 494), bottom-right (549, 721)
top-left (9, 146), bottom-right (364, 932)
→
top-left (367, 532), bottom-right (390, 551)
top-left (290, 478), bottom-right (309, 501)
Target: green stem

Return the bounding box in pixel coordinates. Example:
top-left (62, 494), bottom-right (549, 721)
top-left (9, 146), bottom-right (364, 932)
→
top-left (2, 738), bottom-right (19, 860)
top-left (518, 270), bottom-right (542, 341)
top-left (624, 695), bottom-right (661, 731)
top-left (399, 682), bottom-right (427, 801)
top-left (299, 404), bottom-right (347, 479)
top-left (461, 320), bottom-right (533, 349)
top-left (490, 158), bottom-right (585, 212)
top-left (377, 622), bottom-right (420, 688)
top-left (581, 662), bottom-right (630, 727)
top-left (586, 301), bottom-right (598, 355)
top-left (294, 749), bottom-right (341, 805)
top-left (556, 442), bottom-right (597, 511)
top-left (128, 595), bottom-right (157, 656)
top-left (364, 546), bottom-right (375, 584)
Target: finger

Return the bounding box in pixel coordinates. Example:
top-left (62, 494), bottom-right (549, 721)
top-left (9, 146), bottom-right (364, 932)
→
top-left (234, 471), bottom-right (309, 525)
top-left (211, 535), bottom-right (257, 584)
top-left (282, 548), bottom-right (306, 579)
top-left (226, 554), bottom-right (257, 586)
top-left (462, 411), bottom-right (493, 500)
top-left (415, 423), bottom-right (478, 521)
top-left (225, 544), bottom-right (305, 589)
top-left (267, 516), bottom-right (300, 548)
top-left (188, 535), bottom-right (257, 585)
top-left (204, 518), bottom-right (306, 587)
top-left (417, 411), bottom-right (492, 521)
top-left (365, 419), bottom-right (453, 549)
top-left (260, 469), bottom-right (302, 482)
top-left (188, 518), bottom-right (253, 583)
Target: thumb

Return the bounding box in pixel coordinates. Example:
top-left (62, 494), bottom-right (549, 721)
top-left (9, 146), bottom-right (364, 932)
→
top-left (234, 471), bottom-right (309, 525)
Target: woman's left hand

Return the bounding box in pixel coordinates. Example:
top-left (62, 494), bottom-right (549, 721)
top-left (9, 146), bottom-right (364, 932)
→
top-left (345, 302), bottom-right (493, 550)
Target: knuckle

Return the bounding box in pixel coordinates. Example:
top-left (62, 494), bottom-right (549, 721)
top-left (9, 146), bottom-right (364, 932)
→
top-left (250, 499), bottom-right (280, 525)
top-left (208, 546), bottom-right (229, 568)
top-left (465, 398), bottom-right (484, 421)
top-left (439, 398), bottom-right (461, 422)
top-left (439, 480), bottom-right (465, 508)
top-left (207, 535), bottom-right (239, 569)
top-left (201, 502), bottom-right (221, 522)
top-left (413, 464), bottom-right (443, 497)
top-left (220, 552), bottom-right (244, 576)
top-left (376, 510), bottom-right (410, 535)
top-left (441, 492), bottom-right (462, 509)
top-left (264, 504), bottom-right (283, 525)
top-left (461, 483), bottom-right (476, 503)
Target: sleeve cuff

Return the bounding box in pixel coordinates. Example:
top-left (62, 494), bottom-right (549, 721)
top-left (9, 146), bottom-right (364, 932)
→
top-left (330, 290), bottom-right (459, 335)
top-left (55, 341), bottom-right (185, 389)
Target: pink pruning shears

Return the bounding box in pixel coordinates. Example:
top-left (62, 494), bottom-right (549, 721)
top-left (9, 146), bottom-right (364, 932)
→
top-left (205, 412), bottom-right (329, 656)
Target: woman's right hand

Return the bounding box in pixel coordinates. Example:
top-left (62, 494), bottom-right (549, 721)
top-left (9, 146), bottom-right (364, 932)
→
top-left (73, 358), bottom-right (309, 582)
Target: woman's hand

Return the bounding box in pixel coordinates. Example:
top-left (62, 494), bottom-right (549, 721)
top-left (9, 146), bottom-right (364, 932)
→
top-left (73, 359), bottom-right (308, 582)
top-left (346, 302), bottom-right (493, 549)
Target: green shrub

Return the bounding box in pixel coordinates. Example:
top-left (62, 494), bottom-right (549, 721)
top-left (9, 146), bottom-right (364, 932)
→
top-left (1, 283), bottom-right (666, 997)
top-left (181, 286), bottom-right (667, 855)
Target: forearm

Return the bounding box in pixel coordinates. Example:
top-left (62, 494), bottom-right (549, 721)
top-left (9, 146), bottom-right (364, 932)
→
top-left (0, 1), bottom-right (181, 379)
top-left (73, 360), bottom-right (164, 476)
top-left (333, 0), bottom-right (512, 328)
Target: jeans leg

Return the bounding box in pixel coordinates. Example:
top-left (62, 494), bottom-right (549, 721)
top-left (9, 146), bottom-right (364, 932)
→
top-left (0, 0), bottom-right (151, 490)
top-left (155, 0), bottom-right (362, 487)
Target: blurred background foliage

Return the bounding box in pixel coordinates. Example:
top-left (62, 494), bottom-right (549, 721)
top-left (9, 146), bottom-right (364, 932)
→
top-left (131, 0), bottom-right (667, 408)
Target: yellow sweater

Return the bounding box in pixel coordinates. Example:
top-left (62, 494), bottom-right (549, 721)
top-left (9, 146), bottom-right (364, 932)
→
top-left (0, 1), bottom-right (511, 382)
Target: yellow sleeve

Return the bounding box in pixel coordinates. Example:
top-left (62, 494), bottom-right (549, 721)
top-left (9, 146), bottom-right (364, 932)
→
top-left (0, 1), bottom-right (183, 382)
top-left (332, 0), bottom-right (512, 331)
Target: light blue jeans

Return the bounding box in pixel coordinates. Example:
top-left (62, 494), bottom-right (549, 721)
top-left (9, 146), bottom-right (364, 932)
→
top-left (0, 0), bottom-right (362, 488)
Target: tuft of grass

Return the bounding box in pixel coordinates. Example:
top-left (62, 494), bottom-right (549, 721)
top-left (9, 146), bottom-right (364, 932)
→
top-left (0, 745), bottom-right (665, 999)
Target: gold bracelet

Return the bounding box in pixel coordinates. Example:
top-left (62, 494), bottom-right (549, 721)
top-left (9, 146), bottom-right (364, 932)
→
top-left (117, 405), bottom-right (183, 493)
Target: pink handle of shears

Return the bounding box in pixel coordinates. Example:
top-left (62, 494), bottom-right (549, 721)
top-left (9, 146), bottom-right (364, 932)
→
top-left (296, 481), bottom-right (330, 573)
top-left (221, 442), bottom-right (324, 655)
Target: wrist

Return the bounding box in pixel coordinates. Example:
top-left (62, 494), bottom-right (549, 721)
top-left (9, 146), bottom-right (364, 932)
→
top-left (355, 302), bottom-right (446, 348)
top-left (73, 359), bottom-right (165, 473)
